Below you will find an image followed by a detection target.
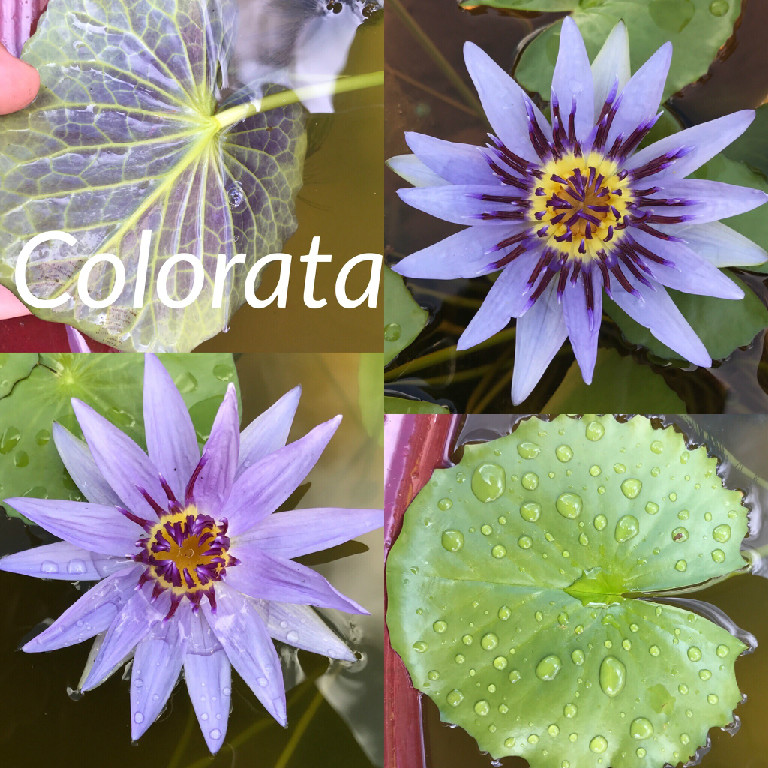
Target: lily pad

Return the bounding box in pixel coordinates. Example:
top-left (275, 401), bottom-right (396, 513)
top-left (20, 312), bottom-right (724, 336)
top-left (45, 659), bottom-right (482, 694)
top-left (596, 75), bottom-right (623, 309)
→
top-left (0, 353), bottom-right (239, 519)
top-left (387, 415), bottom-right (749, 767)
top-left (459, 0), bottom-right (577, 9)
top-left (384, 396), bottom-right (449, 414)
top-left (604, 273), bottom-right (768, 363)
top-left (0, 0), bottom-right (306, 351)
top-left (384, 265), bottom-right (428, 365)
top-left (514, 0), bottom-right (742, 102)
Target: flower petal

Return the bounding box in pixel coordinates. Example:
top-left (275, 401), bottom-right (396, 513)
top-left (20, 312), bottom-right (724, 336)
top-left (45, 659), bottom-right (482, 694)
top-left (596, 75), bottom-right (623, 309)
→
top-left (81, 586), bottom-right (167, 691)
top-left (0, 541), bottom-right (128, 581)
top-left (4, 497), bottom-right (141, 557)
top-left (23, 565), bottom-right (142, 653)
top-left (52, 423), bottom-right (121, 505)
top-left (393, 223), bottom-right (528, 280)
top-left (184, 644), bottom-right (232, 753)
top-left (203, 583), bottom-right (287, 726)
top-left (626, 111), bottom-right (755, 179)
top-left (224, 549), bottom-right (368, 615)
top-left (387, 154), bottom-right (448, 187)
top-left (457, 247), bottom-right (544, 350)
top-left (143, 354), bottom-right (200, 502)
top-left (644, 178), bottom-right (768, 223)
top-left (222, 416), bottom-right (341, 537)
top-left (405, 132), bottom-right (498, 186)
top-left (131, 618), bottom-right (184, 741)
top-left (552, 17), bottom-right (593, 144)
top-left (237, 386), bottom-right (301, 479)
top-left (562, 272), bottom-right (602, 385)
top-left (510, 282), bottom-right (568, 405)
top-left (664, 222), bottom-right (768, 267)
top-left (66, 326), bottom-right (91, 352)
top-left (191, 384), bottom-right (239, 513)
top-left (631, 230), bottom-right (744, 299)
top-left (398, 184), bottom-right (522, 226)
top-left (234, 507), bottom-right (383, 559)
top-left (0, 286), bottom-right (29, 320)
top-left (610, 276), bottom-right (711, 367)
top-left (464, 41), bottom-right (550, 163)
top-left (72, 399), bottom-right (165, 519)
top-left (256, 601), bottom-right (355, 662)
top-left (605, 43), bottom-right (671, 152)
top-left (591, 22), bottom-right (630, 116)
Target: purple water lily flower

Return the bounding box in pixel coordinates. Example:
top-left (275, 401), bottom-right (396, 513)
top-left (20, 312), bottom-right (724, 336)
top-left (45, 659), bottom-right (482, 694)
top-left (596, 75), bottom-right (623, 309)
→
top-left (390, 18), bottom-right (768, 403)
top-left (0, 354), bottom-right (382, 753)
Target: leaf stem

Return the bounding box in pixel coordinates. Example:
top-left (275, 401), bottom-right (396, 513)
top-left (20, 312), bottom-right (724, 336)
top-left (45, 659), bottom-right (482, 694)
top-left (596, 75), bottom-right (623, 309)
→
top-left (214, 72), bottom-right (384, 130)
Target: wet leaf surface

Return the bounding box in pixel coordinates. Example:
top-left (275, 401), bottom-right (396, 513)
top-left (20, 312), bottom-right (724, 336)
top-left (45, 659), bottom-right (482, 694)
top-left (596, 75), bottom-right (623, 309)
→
top-left (384, 266), bottom-right (428, 365)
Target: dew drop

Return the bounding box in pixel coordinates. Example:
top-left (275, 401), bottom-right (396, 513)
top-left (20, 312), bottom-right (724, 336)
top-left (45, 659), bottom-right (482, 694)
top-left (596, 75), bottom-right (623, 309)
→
top-left (441, 530), bottom-right (464, 552)
top-left (556, 445), bottom-right (573, 462)
top-left (201, 713), bottom-right (209, 721)
top-left (527, 734), bottom-right (539, 744)
top-left (134, 712), bottom-right (144, 724)
top-left (474, 700), bottom-right (490, 716)
top-left (518, 535), bottom-right (532, 549)
top-left (649, 645), bottom-right (660, 657)
top-left (384, 322), bottom-right (401, 342)
top-left (498, 605), bottom-right (511, 620)
top-left (709, 0), bottom-right (729, 15)
top-left (35, 428), bottom-right (51, 446)
top-left (210, 728), bottom-right (222, 740)
top-left (535, 655), bottom-right (562, 681)
top-left (712, 548), bottom-right (725, 563)
top-left (447, 690), bottom-right (464, 707)
top-left (713, 524), bottom-right (731, 543)
top-left (599, 656), bottom-right (626, 697)
top-left (504, 737), bottom-right (516, 748)
top-left (437, 498), bottom-right (452, 511)
top-left (645, 502), bottom-right (659, 515)
top-left (491, 544), bottom-right (507, 558)
top-left (589, 736), bottom-right (608, 754)
top-left (699, 669), bottom-right (712, 681)
top-left (681, 733), bottom-right (690, 745)
top-left (589, 465), bottom-right (601, 477)
top-left (14, 450), bottom-right (28, 467)
top-left (564, 703), bottom-right (577, 718)
top-left (674, 559), bottom-right (687, 572)
top-left (594, 514), bottom-right (607, 531)
top-left (556, 492), bottom-right (582, 519)
top-left (508, 669), bottom-right (521, 683)
top-left (68, 559), bottom-right (87, 575)
top-left (716, 644), bottom-right (730, 658)
top-left (432, 620), bottom-right (447, 634)
top-left (41, 560), bottom-right (58, 573)
top-left (708, 693), bottom-right (719, 704)
top-left (687, 646), bottom-right (702, 662)
top-left (455, 654), bottom-right (465, 664)
top-left (481, 633), bottom-right (499, 651)
top-left (585, 421), bottom-right (605, 441)
top-left (679, 684), bottom-right (688, 694)
top-left (517, 441), bottom-right (541, 459)
top-left (493, 656), bottom-right (507, 670)
top-left (571, 649), bottom-right (585, 666)
top-left (498, 703), bottom-right (509, 714)
top-left (630, 717), bottom-right (653, 740)
top-left (481, 524), bottom-right (492, 536)
top-left (614, 515), bottom-right (639, 543)
top-left (412, 641), bottom-right (428, 653)
top-left (520, 501), bottom-right (541, 522)
top-left (548, 724), bottom-right (560, 737)
top-left (650, 440), bottom-right (664, 454)
top-left (620, 478), bottom-right (642, 499)
top-left (472, 463), bottom-right (506, 503)
top-left (462, 634), bottom-right (473, 646)
top-left (427, 670), bottom-right (440, 681)
top-left (522, 472), bottom-right (539, 491)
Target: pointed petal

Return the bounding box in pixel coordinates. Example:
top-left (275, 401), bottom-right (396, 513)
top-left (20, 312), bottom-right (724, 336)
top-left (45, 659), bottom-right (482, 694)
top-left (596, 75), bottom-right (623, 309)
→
top-left (626, 111), bottom-right (755, 179)
top-left (562, 272), bottom-right (602, 385)
top-left (234, 507), bottom-right (383, 559)
top-left (393, 223), bottom-right (529, 280)
top-left (606, 43), bottom-right (671, 151)
top-left (511, 282), bottom-right (568, 405)
top-left (552, 17), bottom-right (593, 144)
top-left (0, 541), bottom-right (128, 581)
top-left (225, 550), bottom-right (368, 615)
top-left (5, 497), bottom-right (141, 557)
top-left (81, 587), bottom-right (167, 691)
top-left (237, 386), bottom-right (301, 479)
top-left (192, 384), bottom-right (239, 513)
top-left (72, 399), bottom-right (165, 519)
top-left (398, 184), bottom-right (522, 226)
top-left (405, 132), bottom-right (498, 186)
top-left (644, 179), bottom-right (768, 223)
top-left (203, 583), bottom-right (287, 726)
top-left (256, 601), bottom-right (355, 662)
top-left (0, 287), bottom-right (29, 320)
top-left (631, 230), bottom-right (744, 299)
top-left (143, 354), bottom-right (200, 501)
top-left (23, 565), bottom-right (142, 653)
top-left (591, 22), bottom-right (630, 116)
top-left (665, 222), bottom-right (768, 267)
top-left (222, 416), bottom-right (341, 537)
top-left (611, 277), bottom-right (711, 367)
top-left (464, 41), bottom-right (550, 163)
top-left (66, 326), bottom-right (91, 353)
top-left (387, 154), bottom-right (448, 187)
top-left (184, 644), bottom-right (232, 754)
top-left (456, 248), bottom-right (544, 350)
top-left (53, 424), bottom-right (122, 506)
top-left (131, 618), bottom-right (184, 741)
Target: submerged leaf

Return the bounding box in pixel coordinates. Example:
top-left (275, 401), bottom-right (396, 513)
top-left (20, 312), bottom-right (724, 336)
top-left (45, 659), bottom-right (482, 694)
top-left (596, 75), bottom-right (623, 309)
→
top-left (0, 0), bottom-right (306, 351)
top-left (387, 415), bottom-right (749, 767)
top-left (0, 352), bottom-right (239, 519)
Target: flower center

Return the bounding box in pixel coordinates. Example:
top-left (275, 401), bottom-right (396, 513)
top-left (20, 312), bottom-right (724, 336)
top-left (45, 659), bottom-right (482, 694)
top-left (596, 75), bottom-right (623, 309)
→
top-left (529, 152), bottom-right (633, 261)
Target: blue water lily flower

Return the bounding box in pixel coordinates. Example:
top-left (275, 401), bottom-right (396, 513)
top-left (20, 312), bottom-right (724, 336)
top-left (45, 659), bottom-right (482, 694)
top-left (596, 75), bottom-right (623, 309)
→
top-left (0, 355), bottom-right (382, 753)
top-left (390, 18), bottom-right (768, 403)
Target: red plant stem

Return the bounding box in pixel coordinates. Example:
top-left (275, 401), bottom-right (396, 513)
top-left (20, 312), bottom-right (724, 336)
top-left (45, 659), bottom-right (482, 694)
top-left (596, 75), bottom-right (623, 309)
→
top-left (0, 0), bottom-right (48, 57)
top-left (384, 413), bottom-right (461, 768)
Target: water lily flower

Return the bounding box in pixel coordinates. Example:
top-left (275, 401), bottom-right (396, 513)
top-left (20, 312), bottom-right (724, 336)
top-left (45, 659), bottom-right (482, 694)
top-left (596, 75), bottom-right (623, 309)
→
top-left (0, 355), bottom-right (382, 753)
top-left (390, 18), bottom-right (768, 403)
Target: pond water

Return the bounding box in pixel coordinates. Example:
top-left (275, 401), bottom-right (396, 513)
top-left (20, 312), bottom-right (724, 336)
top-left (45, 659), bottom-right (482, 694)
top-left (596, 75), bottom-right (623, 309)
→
top-left (384, 0), bottom-right (768, 413)
top-left (405, 413), bottom-right (768, 768)
top-left (0, 352), bottom-right (384, 768)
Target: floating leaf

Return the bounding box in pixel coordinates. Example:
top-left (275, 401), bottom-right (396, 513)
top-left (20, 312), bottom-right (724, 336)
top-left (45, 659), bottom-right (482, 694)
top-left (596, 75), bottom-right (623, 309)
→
top-left (384, 265), bottom-right (428, 365)
top-left (459, 0), bottom-right (576, 9)
top-left (605, 273), bottom-right (768, 363)
top-left (387, 415), bottom-right (749, 767)
top-left (514, 0), bottom-right (742, 102)
top-left (0, 0), bottom-right (306, 351)
top-left (384, 396), bottom-right (449, 415)
top-left (0, 352), bottom-right (239, 519)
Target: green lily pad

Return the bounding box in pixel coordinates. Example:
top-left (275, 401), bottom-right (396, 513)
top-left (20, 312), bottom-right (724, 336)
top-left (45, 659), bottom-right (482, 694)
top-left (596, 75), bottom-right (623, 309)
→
top-left (514, 0), bottom-right (742, 102)
top-left (387, 415), bottom-right (748, 767)
top-left (544, 348), bottom-right (684, 412)
top-left (0, 353), bottom-right (239, 519)
top-left (384, 265), bottom-right (429, 365)
top-left (459, 0), bottom-right (577, 9)
top-left (0, 0), bottom-right (306, 351)
top-left (723, 103), bottom-right (768, 180)
top-left (604, 273), bottom-right (768, 363)
top-left (383, 396), bottom-right (449, 414)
